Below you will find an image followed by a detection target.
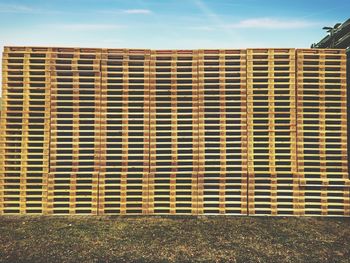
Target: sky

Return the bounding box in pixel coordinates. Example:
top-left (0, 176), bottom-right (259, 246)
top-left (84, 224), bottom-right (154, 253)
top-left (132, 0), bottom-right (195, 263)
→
top-left (2, 0), bottom-right (349, 87)
top-left (0, 0), bottom-right (349, 50)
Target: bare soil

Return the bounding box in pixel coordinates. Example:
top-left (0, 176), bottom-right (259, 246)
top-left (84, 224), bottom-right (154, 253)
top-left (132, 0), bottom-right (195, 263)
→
top-left (0, 216), bottom-right (349, 262)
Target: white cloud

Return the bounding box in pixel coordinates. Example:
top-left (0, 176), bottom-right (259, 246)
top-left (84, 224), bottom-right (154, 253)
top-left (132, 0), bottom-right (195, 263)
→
top-left (98, 9), bottom-right (153, 15)
top-left (122, 9), bottom-right (152, 15)
top-left (0, 4), bottom-right (34, 13)
top-left (188, 26), bottom-right (216, 31)
top-left (52, 24), bottom-right (125, 31)
top-left (225, 18), bottom-right (318, 29)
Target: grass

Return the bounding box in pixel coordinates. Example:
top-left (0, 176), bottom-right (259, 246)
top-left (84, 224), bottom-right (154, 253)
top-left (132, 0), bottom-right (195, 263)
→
top-left (0, 216), bottom-right (349, 263)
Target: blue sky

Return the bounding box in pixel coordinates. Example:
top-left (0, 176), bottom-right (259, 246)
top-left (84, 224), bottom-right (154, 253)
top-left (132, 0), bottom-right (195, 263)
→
top-left (0, 0), bottom-right (349, 50)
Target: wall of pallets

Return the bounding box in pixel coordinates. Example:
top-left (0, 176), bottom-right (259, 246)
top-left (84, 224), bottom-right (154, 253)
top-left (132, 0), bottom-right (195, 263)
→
top-left (0, 46), bottom-right (349, 216)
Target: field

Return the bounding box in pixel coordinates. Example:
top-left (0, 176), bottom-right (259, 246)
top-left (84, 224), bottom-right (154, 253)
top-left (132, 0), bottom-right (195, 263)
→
top-left (0, 216), bottom-right (349, 262)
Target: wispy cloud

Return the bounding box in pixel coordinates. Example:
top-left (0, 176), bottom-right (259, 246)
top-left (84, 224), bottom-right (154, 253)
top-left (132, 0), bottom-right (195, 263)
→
top-left (99, 9), bottom-right (153, 15)
top-left (225, 18), bottom-right (319, 29)
top-left (187, 17), bottom-right (319, 32)
top-left (51, 24), bottom-right (125, 31)
top-left (193, 0), bottom-right (223, 26)
top-left (0, 4), bottom-right (34, 13)
top-left (188, 26), bottom-right (216, 31)
top-left (122, 9), bottom-right (152, 15)
top-left (192, 0), bottom-right (243, 40)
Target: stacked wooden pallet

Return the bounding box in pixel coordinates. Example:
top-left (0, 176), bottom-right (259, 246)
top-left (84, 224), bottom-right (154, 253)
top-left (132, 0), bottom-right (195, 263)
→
top-left (0, 46), bottom-right (349, 216)
top-left (149, 50), bottom-right (199, 214)
top-left (99, 49), bottom-right (150, 215)
top-left (247, 49), bottom-right (299, 216)
top-left (1, 47), bottom-right (50, 214)
top-left (49, 48), bottom-right (101, 214)
top-left (296, 49), bottom-right (349, 216)
top-left (197, 49), bottom-right (247, 215)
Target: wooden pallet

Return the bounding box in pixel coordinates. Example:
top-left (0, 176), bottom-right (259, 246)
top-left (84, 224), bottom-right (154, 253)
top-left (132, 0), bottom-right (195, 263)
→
top-left (48, 48), bottom-right (102, 215)
top-left (98, 48), bottom-right (151, 215)
top-left (1, 47), bottom-right (51, 214)
top-left (298, 183), bottom-right (350, 216)
top-left (149, 50), bottom-right (199, 215)
top-left (197, 49), bottom-right (248, 215)
top-left (296, 49), bottom-right (348, 186)
top-left (246, 49), bottom-right (299, 216)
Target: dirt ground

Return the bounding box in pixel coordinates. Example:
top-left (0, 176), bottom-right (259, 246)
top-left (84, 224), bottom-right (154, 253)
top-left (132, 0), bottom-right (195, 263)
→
top-left (0, 216), bottom-right (349, 263)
